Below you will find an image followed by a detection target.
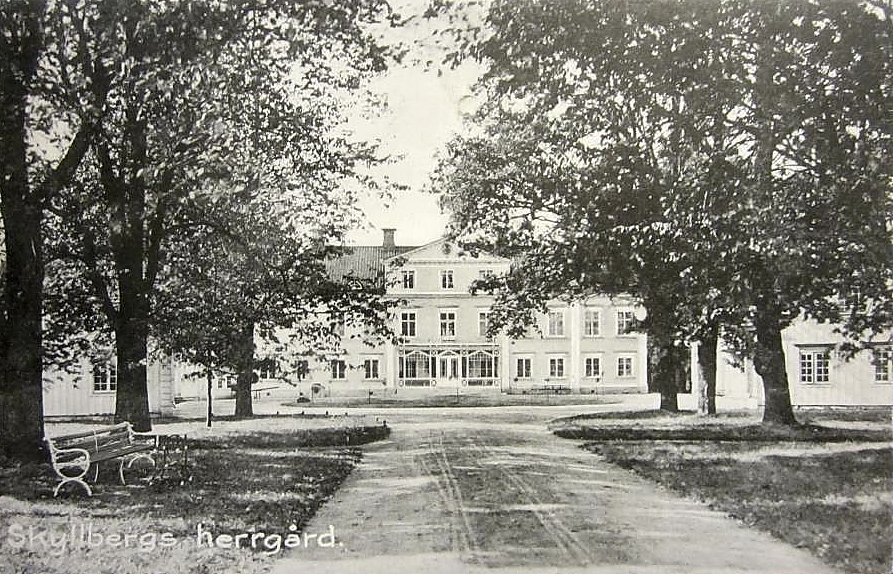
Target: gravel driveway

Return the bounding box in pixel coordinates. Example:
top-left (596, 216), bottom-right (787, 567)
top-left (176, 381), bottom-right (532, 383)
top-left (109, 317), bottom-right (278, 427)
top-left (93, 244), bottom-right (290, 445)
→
top-left (270, 405), bottom-right (839, 574)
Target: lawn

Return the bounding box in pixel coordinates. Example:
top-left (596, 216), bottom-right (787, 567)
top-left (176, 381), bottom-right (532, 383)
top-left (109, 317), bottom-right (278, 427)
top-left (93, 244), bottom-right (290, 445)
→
top-left (552, 409), bottom-right (892, 574)
top-left (0, 416), bottom-right (389, 574)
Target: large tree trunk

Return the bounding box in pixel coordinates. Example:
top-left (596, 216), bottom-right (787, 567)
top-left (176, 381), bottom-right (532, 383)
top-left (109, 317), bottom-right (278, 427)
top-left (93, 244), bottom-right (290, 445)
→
top-left (113, 306), bottom-right (151, 430)
top-left (697, 324), bottom-right (718, 415)
top-left (656, 343), bottom-right (679, 412)
top-left (106, 105), bottom-right (153, 431)
top-left (752, 305), bottom-right (797, 425)
top-left (234, 322), bottom-right (255, 418)
top-left (0, 3), bottom-right (46, 461)
top-left (111, 178), bottom-right (152, 431)
top-left (0, 189), bottom-right (46, 461)
top-left (749, 31), bottom-right (797, 426)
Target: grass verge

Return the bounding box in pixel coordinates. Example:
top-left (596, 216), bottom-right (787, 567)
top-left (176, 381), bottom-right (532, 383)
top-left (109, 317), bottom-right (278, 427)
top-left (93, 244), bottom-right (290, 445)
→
top-left (553, 410), bottom-right (892, 574)
top-left (288, 393), bottom-right (622, 409)
top-left (0, 424), bottom-right (389, 574)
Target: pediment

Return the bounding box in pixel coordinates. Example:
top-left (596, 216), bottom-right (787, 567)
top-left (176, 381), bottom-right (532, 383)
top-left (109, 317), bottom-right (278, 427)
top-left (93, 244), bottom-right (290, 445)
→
top-left (387, 237), bottom-right (507, 264)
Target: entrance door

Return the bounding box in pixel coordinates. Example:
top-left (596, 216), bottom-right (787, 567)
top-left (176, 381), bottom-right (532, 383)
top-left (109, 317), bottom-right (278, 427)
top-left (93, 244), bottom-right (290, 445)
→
top-left (438, 354), bottom-right (459, 386)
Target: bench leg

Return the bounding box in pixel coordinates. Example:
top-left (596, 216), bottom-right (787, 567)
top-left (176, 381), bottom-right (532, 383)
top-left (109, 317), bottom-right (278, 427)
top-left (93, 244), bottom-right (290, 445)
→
top-left (149, 449), bottom-right (168, 484)
top-left (54, 477), bottom-right (92, 497)
top-left (120, 454), bottom-right (155, 485)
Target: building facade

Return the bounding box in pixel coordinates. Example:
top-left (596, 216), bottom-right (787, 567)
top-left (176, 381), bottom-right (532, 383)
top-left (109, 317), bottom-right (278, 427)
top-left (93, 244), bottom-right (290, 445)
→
top-left (42, 356), bottom-right (176, 418)
top-left (692, 319), bottom-right (892, 407)
top-left (294, 234), bottom-right (649, 398)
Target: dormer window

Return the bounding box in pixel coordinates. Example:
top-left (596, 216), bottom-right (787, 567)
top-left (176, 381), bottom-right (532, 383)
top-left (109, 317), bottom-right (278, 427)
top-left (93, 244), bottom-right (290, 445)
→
top-left (402, 270), bottom-right (415, 289)
top-left (440, 270), bottom-right (454, 289)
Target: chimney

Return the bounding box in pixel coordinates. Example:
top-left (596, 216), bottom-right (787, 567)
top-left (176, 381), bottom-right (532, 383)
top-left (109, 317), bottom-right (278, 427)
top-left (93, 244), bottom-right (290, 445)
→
top-left (382, 228), bottom-right (396, 249)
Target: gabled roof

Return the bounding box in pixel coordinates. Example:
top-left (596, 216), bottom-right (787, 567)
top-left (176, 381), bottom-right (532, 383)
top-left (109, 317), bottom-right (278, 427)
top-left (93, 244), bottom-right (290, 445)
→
top-left (383, 237), bottom-right (509, 263)
top-left (382, 237), bottom-right (448, 262)
top-left (325, 245), bottom-right (418, 286)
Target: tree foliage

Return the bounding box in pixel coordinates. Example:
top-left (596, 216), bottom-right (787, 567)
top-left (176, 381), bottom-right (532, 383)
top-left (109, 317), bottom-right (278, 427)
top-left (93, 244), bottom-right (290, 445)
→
top-left (151, 179), bottom-right (396, 420)
top-left (433, 0), bottom-right (893, 424)
top-left (41, 0), bottom-right (399, 430)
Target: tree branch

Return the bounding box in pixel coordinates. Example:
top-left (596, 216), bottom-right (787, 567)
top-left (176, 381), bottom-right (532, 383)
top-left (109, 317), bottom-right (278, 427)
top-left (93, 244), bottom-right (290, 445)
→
top-left (37, 123), bottom-right (92, 204)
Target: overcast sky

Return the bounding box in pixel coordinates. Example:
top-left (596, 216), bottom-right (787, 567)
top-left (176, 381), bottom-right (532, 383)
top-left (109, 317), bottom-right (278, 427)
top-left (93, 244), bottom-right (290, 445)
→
top-left (344, 2), bottom-right (484, 247)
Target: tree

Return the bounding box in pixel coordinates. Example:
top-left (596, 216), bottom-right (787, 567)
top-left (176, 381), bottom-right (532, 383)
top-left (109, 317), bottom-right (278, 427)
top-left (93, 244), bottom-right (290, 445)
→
top-left (151, 184), bottom-right (396, 422)
top-left (0, 0), bottom-right (101, 460)
top-left (433, 0), bottom-right (893, 424)
top-left (45, 0), bottom-right (398, 430)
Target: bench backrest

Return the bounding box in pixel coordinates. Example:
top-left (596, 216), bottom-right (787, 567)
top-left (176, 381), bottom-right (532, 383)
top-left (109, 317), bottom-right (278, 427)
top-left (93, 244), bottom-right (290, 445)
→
top-left (47, 422), bottom-right (133, 457)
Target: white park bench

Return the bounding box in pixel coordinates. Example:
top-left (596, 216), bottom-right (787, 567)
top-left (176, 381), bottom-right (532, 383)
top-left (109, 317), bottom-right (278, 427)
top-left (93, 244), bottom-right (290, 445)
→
top-left (45, 422), bottom-right (157, 496)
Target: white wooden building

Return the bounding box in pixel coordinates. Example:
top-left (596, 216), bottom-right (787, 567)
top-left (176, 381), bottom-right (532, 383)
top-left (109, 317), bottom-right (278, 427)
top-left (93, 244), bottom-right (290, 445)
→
top-left (684, 319), bottom-right (892, 408)
top-left (43, 356), bottom-right (177, 418)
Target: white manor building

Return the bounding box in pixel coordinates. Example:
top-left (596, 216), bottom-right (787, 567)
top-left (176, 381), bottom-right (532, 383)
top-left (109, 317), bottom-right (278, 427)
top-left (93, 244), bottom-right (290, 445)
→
top-left (294, 230), bottom-right (649, 398)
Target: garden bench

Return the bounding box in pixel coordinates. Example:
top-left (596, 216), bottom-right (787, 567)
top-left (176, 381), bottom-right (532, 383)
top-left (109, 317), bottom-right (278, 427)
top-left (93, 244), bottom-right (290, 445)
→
top-left (529, 384), bottom-right (572, 395)
top-left (45, 422), bottom-right (157, 497)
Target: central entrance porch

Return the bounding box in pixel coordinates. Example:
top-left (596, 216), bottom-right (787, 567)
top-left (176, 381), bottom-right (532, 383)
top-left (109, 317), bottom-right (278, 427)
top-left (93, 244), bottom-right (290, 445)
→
top-left (397, 343), bottom-right (500, 389)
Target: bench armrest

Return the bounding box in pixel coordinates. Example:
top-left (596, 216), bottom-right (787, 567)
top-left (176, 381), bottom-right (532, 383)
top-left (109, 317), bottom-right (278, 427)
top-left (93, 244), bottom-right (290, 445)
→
top-left (50, 447), bottom-right (91, 470)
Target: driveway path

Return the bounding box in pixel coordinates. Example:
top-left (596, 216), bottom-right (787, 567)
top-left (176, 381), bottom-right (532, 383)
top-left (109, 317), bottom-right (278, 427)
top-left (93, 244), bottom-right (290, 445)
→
top-left (270, 405), bottom-right (838, 574)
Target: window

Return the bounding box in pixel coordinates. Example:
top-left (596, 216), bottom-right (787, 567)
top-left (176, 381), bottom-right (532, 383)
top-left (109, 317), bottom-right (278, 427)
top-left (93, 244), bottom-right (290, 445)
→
top-left (217, 378), bottom-right (224, 389)
top-left (331, 360), bottom-right (346, 380)
top-left (467, 352), bottom-right (496, 378)
top-left (584, 356), bottom-right (602, 380)
top-left (400, 312), bottom-right (416, 337)
top-left (440, 270), bottom-right (454, 289)
top-left (584, 309), bottom-right (601, 337)
top-left (402, 270), bottom-right (415, 289)
top-left (439, 310), bottom-right (456, 339)
top-left (478, 311), bottom-right (490, 337)
top-left (874, 347), bottom-right (892, 383)
top-left (799, 348), bottom-right (830, 384)
top-left (364, 358), bottom-right (380, 380)
top-left (617, 356), bottom-right (634, 378)
top-left (258, 359), bottom-right (278, 380)
top-left (295, 360), bottom-right (309, 381)
top-left (92, 360), bottom-right (117, 393)
top-left (616, 310), bottom-right (635, 335)
top-left (479, 269), bottom-right (494, 280)
top-left (549, 356), bottom-right (566, 378)
top-left (547, 310), bottom-right (565, 337)
top-left (399, 351), bottom-right (431, 379)
top-left (334, 321), bottom-right (345, 337)
top-left (516, 357), bottom-right (532, 379)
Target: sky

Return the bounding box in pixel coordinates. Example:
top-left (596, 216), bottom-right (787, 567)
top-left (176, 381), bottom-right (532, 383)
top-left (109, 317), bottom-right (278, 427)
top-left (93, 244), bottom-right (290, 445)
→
top-left (344, 3), bottom-right (485, 248)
